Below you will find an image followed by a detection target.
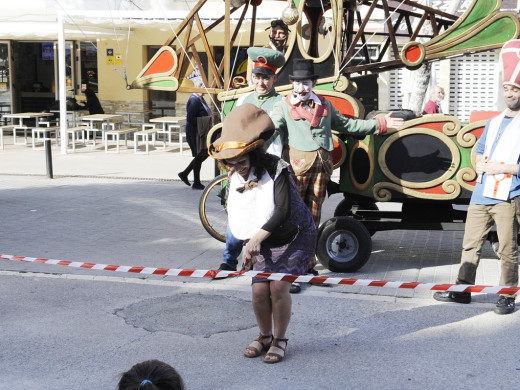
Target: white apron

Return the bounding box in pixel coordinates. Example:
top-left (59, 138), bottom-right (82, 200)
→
top-left (227, 169), bottom-right (275, 240)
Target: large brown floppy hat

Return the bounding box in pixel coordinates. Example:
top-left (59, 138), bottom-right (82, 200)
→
top-left (209, 103), bottom-right (275, 160)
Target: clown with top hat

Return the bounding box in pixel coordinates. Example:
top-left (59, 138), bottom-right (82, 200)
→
top-left (433, 39), bottom-right (520, 315)
top-left (209, 103), bottom-right (317, 363)
top-left (268, 59), bottom-right (404, 232)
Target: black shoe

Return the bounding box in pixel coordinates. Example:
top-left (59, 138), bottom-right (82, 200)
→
top-left (178, 172), bottom-right (190, 186)
top-left (307, 268), bottom-right (329, 286)
top-left (326, 180), bottom-right (340, 197)
top-left (218, 263), bottom-right (236, 271)
top-left (494, 296), bottom-right (515, 315)
top-left (289, 283), bottom-right (301, 294)
top-left (192, 182), bottom-right (205, 190)
top-left (307, 268), bottom-right (319, 276)
top-left (433, 291), bottom-right (471, 304)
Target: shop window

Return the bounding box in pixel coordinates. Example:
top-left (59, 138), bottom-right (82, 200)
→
top-left (80, 42), bottom-right (98, 93)
top-left (0, 42), bottom-right (11, 117)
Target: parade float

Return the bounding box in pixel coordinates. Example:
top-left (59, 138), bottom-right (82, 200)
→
top-left (131, 0), bottom-right (520, 272)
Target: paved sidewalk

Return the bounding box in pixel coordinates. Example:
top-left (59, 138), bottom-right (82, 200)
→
top-left (0, 137), bottom-right (501, 300)
top-left (0, 173), bottom-right (501, 301)
top-left (0, 134), bottom-right (217, 181)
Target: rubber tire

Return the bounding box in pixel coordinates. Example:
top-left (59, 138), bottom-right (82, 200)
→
top-left (198, 174), bottom-right (228, 242)
top-left (316, 217), bottom-right (372, 272)
top-left (334, 198), bottom-right (379, 236)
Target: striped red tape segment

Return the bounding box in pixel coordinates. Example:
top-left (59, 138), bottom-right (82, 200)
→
top-left (1, 253), bottom-right (518, 295)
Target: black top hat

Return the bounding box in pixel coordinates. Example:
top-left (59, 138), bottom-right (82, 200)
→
top-left (289, 59), bottom-right (318, 81)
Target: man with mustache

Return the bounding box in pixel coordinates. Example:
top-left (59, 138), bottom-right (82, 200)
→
top-left (246, 20), bottom-right (289, 84)
top-left (267, 19), bottom-right (289, 54)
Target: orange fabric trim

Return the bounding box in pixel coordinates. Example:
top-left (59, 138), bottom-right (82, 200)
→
top-left (253, 62), bottom-right (277, 72)
top-left (215, 141), bottom-right (248, 152)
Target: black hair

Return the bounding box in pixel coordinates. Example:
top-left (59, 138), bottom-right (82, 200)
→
top-left (219, 147), bottom-right (272, 179)
top-left (117, 360), bottom-right (185, 390)
top-left (270, 19), bottom-right (289, 33)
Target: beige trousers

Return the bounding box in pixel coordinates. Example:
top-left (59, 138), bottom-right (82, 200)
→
top-left (457, 200), bottom-right (519, 293)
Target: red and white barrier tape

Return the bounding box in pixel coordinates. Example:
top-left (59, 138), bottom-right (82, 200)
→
top-left (1, 253), bottom-right (518, 295)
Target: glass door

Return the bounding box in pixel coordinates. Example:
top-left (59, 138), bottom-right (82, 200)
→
top-left (53, 41), bottom-right (75, 98)
top-left (0, 41), bottom-right (12, 122)
top-left (78, 41), bottom-right (98, 93)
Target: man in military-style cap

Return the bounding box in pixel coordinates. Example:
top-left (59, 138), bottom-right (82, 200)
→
top-left (433, 39), bottom-right (520, 315)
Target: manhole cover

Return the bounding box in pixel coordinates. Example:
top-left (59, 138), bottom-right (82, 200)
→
top-left (116, 293), bottom-right (256, 337)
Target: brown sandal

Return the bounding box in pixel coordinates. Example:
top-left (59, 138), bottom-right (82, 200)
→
top-left (243, 334), bottom-right (273, 358)
top-left (263, 338), bottom-right (288, 364)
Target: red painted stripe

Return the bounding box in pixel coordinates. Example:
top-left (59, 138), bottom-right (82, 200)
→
top-left (338, 278), bottom-right (358, 285)
top-left (152, 268), bottom-right (170, 275)
top-left (205, 270), bottom-right (219, 278)
top-left (400, 282), bottom-right (421, 289)
top-left (309, 276), bottom-right (328, 284)
top-left (430, 284), bottom-right (454, 291)
top-left (368, 280), bottom-right (388, 287)
top-left (466, 285), bottom-right (493, 293)
top-left (497, 287), bottom-right (520, 295)
top-left (1, 254), bottom-right (520, 295)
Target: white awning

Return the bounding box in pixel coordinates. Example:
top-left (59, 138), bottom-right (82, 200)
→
top-left (0, 0), bottom-right (288, 41)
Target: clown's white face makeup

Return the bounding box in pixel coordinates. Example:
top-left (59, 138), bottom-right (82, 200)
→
top-left (292, 79), bottom-right (314, 102)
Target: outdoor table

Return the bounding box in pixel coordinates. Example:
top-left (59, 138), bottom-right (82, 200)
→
top-left (80, 114), bottom-right (125, 146)
top-left (149, 116), bottom-right (185, 151)
top-left (115, 109), bottom-right (152, 126)
top-left (3, 112), bottom-right (54, 145)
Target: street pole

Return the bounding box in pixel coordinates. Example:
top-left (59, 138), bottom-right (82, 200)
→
top-left (44, 129), bottom-right (53, 179)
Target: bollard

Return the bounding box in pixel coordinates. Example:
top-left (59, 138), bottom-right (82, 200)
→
top-left (214, 160), bottom-right (219, 177)
top-left (44, 129), bottom-right (53, 179)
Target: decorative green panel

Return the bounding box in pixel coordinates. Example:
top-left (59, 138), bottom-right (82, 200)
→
top-left (443, 0), bottom-right (499, 40)
top-left (448, 17), bottom-right (517, 51)
top-left (147, 80), bottom-right (177, 88)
